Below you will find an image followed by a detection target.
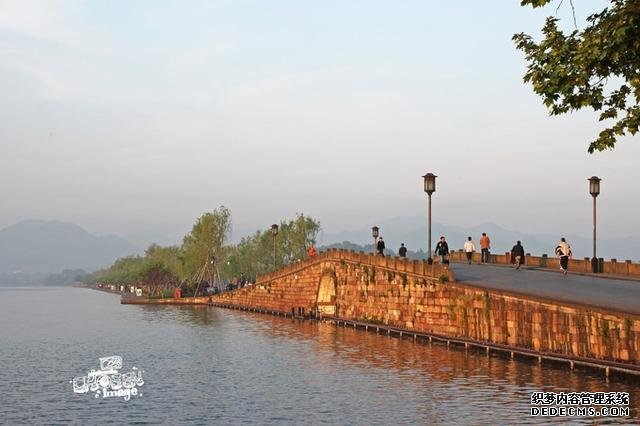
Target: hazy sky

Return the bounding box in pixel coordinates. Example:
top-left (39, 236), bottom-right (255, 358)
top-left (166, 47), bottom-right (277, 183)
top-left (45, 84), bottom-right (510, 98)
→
top-left (1, 0), bottom-right (638, 246)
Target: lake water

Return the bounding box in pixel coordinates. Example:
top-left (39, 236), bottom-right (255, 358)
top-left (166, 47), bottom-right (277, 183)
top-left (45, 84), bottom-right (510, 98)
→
top-left (1, 286), bottom-right (638, 425)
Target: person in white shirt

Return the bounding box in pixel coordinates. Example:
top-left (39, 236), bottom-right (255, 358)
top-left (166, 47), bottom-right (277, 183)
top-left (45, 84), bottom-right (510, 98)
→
top-left (463, 236), bottom-right (476, 264)
top-left (555, 237), bottom-right (572, 275)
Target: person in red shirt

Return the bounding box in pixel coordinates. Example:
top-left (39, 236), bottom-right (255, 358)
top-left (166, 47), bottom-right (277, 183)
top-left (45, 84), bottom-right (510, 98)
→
top-left (308, 243), bottom-right (317, 257)
top-left (479, 233), bottom-right (491, 264)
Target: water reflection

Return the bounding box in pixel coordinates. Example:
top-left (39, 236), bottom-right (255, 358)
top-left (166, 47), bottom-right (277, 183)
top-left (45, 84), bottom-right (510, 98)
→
top-left (214, 308), bottom-right (640, 423)
top-left (138, 305), bottom-right (223, 326)
top-left (2, 288), bottom-right (638, 425)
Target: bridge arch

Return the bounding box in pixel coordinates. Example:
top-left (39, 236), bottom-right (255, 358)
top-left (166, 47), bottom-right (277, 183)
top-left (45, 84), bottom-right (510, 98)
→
top-left (316, 272), bottom-right (337, 316)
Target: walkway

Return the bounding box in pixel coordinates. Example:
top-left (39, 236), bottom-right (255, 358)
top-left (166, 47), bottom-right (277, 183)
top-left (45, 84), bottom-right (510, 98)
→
top-left (452, 263), bottom-right (640, 315)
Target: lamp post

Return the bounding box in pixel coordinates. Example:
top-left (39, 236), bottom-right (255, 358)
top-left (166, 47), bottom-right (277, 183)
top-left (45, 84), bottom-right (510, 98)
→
top-left (371, 226), bottom-right (379, 254)
top-left (422, 173), bottom-right (437, 263)
top-left (588, 176), bottom-right (601, 273)
top-left (271, 224), bottom-right (279, 269)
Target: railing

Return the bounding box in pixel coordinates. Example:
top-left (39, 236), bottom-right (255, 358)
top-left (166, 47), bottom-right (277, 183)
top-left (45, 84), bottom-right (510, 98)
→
top-left (256, 248), bottom-right (455, 284)
top-left (447, 250), bottom-right (640, 277)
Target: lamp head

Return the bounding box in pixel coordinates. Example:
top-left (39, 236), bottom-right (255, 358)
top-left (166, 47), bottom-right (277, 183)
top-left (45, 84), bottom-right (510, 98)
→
top-left (588, 176), bottom-right (601, 197)
top-left (422, 172), bottom-right (437, 195)
top-left (371, 226), bottom-right (379, 239)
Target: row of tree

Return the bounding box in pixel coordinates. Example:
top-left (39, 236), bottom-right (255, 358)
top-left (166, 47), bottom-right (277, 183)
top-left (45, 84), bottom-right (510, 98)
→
top-left (87, 207), bottom-right (320, 295)
top-left (222, 214), bottom-right (320, 280)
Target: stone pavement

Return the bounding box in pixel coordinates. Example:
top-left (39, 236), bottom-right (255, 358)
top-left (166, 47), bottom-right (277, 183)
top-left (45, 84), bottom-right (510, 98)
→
top-left (451, 263), bottom-right (640, 316)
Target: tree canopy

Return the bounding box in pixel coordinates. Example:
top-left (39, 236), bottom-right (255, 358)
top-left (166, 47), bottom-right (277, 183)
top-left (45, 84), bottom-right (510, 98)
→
top-left (181, 206), bottom-right (232, 278)
top-left (221, 213), bottom-right (321, 281)
top-left (513, 0), bottom-right (640, 152)
top-left (87, 209), bottom-right (321, 291)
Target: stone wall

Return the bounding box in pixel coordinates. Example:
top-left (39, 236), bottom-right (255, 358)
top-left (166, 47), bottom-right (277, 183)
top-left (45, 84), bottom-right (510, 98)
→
top-left (213, 260), bottom-right (326, 316)
top-left (208, 249), bottom-right (640, 364)
top-left (335, 272), bottom-right (640, 363)
top-left (213, 249), bottom-right (454, 317)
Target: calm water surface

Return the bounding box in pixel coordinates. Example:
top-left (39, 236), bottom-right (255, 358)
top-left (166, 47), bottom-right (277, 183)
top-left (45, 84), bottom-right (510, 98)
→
top-left (0, 286), bottom-right (638, 425)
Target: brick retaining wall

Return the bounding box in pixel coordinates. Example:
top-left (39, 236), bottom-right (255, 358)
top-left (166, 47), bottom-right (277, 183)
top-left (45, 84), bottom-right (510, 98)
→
top-left (128, 249), bottom-right (640, 365)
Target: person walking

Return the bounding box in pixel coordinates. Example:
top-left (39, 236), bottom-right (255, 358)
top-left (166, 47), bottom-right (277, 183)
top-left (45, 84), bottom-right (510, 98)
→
top-left (511, 241), bottom-right (525, 269)
top-left (555, 237), bottom-right (572, 275)
top-left (376, 237), bottom-right (386, 256)
top-left (398, 243), bottom-right (407, 258)
top-left (463, 237), bottom-right (476, 264)
top-left (479, 232), bottom-right (491, 264)
top-left (434, 236), bottom-right (449, 264)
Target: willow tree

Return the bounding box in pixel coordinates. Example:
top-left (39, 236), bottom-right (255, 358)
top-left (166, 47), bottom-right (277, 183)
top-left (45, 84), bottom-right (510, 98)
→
top-left (181, 206), bottom-right (232, 278)
top-left (221, 213), bottom-right (321, 280)
top-left (513, 0), bottom-right (640, 152)
top-left (222, 230), bottom-right (268, 281)
top-left (276, 214), bottom-right (321, 265)
top-left (138, 262), bottom-right (178, 297)
top-left (144, 243), bottom-right (185, 281)
top-left (90, 255), bottom-right (146, 284)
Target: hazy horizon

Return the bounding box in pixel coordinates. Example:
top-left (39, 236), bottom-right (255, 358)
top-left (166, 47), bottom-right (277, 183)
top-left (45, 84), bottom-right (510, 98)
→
top-left (2, 1), bottom-right (639, 246)
top-left (5, 216), bottom-right (640, 263)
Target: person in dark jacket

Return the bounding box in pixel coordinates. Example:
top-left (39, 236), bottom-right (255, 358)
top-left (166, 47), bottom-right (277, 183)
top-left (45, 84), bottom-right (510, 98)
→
top-left (434, 236), bottom-right (449, 264)
top-left (398, 243), bottom-right (407, 258)
top-left (376, 237), bottom-right (386, 256)
top-left (511, 241), bottom-right (525, 269)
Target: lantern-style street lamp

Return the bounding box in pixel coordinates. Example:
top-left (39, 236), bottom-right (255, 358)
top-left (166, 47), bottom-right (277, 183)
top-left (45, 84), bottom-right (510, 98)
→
top-left (271, 224), bottom-right (279, 269)
top-left (371, 226), bottom-right (379, 254)
top-left (422, 173), bottom-right (437, 262)
top-left (588, 176), bottom-right (601, 273)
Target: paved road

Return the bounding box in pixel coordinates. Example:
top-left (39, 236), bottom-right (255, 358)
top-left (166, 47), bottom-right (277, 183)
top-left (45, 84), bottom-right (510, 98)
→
top-left (451, 263), bottom-right (640, 315)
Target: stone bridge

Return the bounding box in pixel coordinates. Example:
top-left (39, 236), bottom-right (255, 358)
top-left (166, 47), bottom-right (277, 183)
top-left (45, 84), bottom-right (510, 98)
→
top-left (124, 249), bottom-right (640, 373)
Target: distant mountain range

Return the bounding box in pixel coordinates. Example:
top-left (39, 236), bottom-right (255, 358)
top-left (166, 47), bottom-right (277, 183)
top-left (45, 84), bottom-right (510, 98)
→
top-left (320, 217), bottom-right (640, 261)
top-left (1, 217), bottom-right (638, 286)
top-left (0, 220), bottom-right (137, 276)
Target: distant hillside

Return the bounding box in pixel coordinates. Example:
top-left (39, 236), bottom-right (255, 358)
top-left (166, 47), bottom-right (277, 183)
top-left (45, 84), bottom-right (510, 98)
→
top-left (321, 217), bottom-right (640, 261)
top-left (0, 220), bottom-right (137, 276)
